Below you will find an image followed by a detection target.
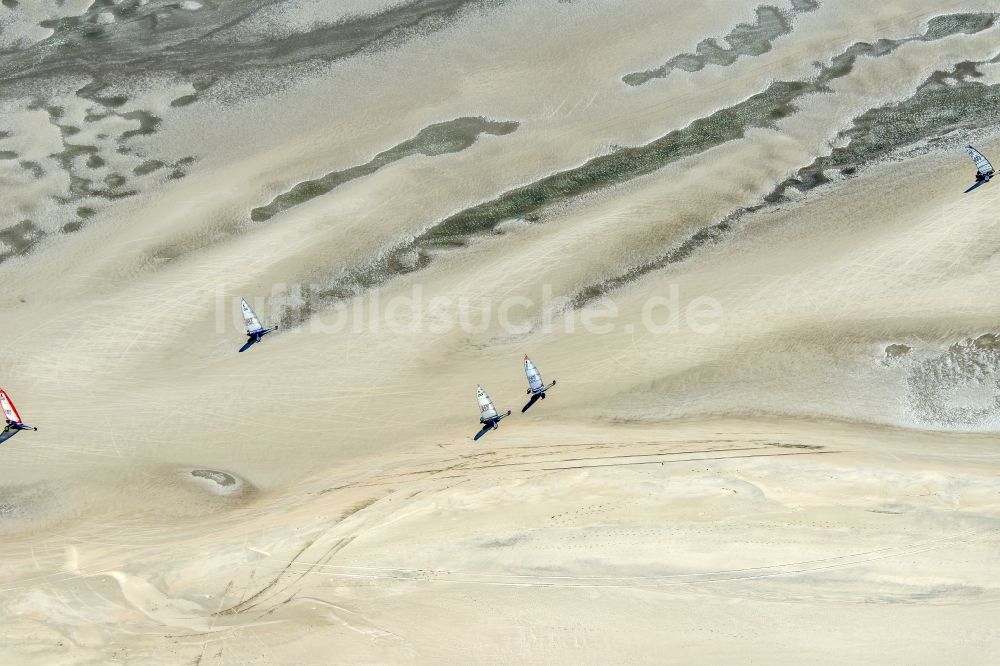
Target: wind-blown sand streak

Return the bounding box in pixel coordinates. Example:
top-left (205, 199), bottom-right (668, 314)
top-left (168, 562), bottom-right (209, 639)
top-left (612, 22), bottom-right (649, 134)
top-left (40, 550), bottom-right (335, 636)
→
top-left (250, 117), bottom-right (519, 222)
top-left (271, 11), bottom-right (998, 325)
top-left (571, 54), bottom-right (1000, 307)
top-left (623, 0), bottom-right (821, 86)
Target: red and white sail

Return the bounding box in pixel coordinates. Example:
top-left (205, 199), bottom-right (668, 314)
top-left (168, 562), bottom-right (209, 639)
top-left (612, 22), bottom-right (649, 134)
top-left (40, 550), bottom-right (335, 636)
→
top-left (241, 298), bottom-right (266, 335)
top-left (0, 389), bottom-right (24, 424)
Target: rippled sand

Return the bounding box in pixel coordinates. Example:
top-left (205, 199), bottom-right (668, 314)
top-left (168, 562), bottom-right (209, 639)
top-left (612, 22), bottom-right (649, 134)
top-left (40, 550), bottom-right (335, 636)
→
top-left (2, 0), bottom-right (1000, 663)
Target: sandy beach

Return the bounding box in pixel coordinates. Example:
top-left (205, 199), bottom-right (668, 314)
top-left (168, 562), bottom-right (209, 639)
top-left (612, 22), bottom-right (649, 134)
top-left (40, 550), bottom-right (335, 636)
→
top-left (2, 0), bottom-right (1000, 662)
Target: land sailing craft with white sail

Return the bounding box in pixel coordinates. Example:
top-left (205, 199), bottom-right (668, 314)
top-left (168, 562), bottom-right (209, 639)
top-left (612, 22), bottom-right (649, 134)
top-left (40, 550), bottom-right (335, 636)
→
top-left (965, 144), bottom-right (995, 192)
top-left (522, 355), bottom-right (556, 413)
top-left (240, 298), bottom-right (276, 351)
top-left (474, 385), bottom-right (511, 440)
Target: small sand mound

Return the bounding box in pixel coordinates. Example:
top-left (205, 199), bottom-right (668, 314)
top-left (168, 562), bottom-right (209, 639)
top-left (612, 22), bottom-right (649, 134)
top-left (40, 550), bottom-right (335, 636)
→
top-left (191, 469), bottom-right (236, 486)
top-left (186, 468), bottom-right (249, 497)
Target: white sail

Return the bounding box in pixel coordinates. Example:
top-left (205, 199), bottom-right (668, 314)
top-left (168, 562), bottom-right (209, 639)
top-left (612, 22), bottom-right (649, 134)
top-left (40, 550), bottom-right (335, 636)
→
top-left (477, 385), bottom-right (499, 420)
top-left (241, 298), bottom-right (266, 334)
top-left (0, 389), bottom-right (23, 424)
top-left (966, 145), bottom-right (994, 175)
top-left (524, 355), bottom-right (544, 392)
